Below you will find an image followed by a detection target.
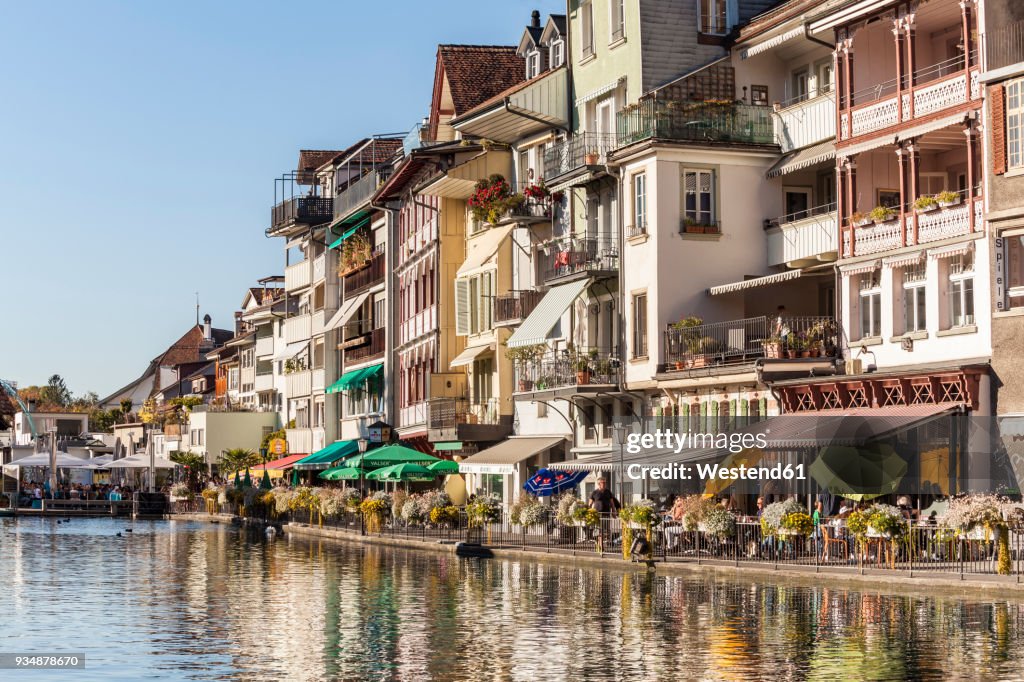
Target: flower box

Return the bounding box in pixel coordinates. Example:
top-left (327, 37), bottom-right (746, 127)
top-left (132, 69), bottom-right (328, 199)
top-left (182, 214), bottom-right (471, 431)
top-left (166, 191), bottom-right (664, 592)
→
top-left (938, 197), bottom-right (961, 208)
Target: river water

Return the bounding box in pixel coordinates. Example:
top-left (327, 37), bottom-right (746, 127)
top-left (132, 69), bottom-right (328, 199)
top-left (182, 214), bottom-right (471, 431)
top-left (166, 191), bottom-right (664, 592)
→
top-left (2, 517), bottom-right (1024, 681)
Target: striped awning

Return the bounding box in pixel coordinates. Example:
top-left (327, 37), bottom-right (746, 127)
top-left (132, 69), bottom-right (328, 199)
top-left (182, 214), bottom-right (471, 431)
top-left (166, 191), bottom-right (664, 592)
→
top-left (457, 226), bottom-right (512, 277)
top-left (740, 25), bottom-right (807, 59)
top-left (458, 436), bottom-right (566, 475)
top-left (450, 343), bottom-right (494, 368)
top-left (506, 278), bottom-right (591, 347)
top-left (883, 251), bottom-right (924, 268)
top-left (766, 142), bottom-right (835, 178)
top-left (707, 269), bottom-right (803, 296)
top-left (928, 240), bottom-right (974, 260)
top-left (575, 77), bottom-right (625, 106)
top-left (839, 260), bottom-right (881, 276)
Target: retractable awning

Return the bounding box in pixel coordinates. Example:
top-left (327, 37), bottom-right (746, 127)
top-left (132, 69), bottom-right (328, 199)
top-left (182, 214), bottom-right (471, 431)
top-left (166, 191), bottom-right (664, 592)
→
top-left (707, 269), bottom-right (803, 296)
top-left (272, 341), bottom-right (308, 361)
top-left (506, 279), bottom-right (590, 347)
top-left (766, 142), bottom-right (835, 178)
top-left (293, 440), bottom-right (359, 471)
top-left (324, 291), bottom-right (370, 331)
top-left (325, 363), bottom-right (383, 394)
top-left (458, 436), bottom-right (567, 475)
top-left (450, 343), bottom-right (495, 368)
top-left (457, 226), bottom-right (512, 277)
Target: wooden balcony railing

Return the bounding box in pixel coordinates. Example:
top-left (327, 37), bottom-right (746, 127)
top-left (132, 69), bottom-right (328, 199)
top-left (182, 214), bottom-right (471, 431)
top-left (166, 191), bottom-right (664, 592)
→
top-left (343, 251), bottom-right (385, 296)
top-left (494, 290), bottom-right (544, 325)
top-left (344, 327), bottom-right (385, 363)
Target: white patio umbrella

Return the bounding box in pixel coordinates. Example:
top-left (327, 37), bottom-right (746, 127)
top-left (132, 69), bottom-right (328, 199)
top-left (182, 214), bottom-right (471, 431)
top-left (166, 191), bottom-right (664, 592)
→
top-left (103, 455), bottom-right (178, 469)
top-left (6, 452), bottom-right (95, 468)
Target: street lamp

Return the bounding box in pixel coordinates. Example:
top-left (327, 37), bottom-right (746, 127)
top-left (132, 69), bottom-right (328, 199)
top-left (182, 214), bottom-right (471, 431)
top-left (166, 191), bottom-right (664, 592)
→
top-left (610, 423), bottom-right (626, 507)
top-left (357, 437), bottom-right (369, 496)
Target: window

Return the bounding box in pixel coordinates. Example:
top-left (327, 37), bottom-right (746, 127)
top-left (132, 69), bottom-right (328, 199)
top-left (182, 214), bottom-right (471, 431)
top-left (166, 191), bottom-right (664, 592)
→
top-left (312, 338), bottom-right (325, 369)
top-left (580, 1), bottom-right (594, 58)
top-left (750, 85), bottom-right (768, 106)
top-left (550, 38), bottom-right (565, 68)
top-left (858, 271), bottom-right (882, 339)
top-left (699, 0), bottom-right (727, 35)
top-left (816, 60), bottom-right (834, 95)
top-left (783, 187), bottom-right (812, 221)
top-left (791, 68), bottom-right (809, 104)
top-left (632, 172), bottom-right (647, 232)
top-left (1008, 80), bottom-right (1023, 170)
top-left (526, 49), bottom-right (541, 79)
top-left (473, 358), bottom-right (494, 403)
top-left (902, 263), bottom-right (927, 333)
top-left (610, 0), bottom-right (625, 42)
top-left (314, 399), bottom-right (325, 428)
top-left (682, 169), bottom-right (715, 227)
top-left (948, 254), bottom-right (975, 327)
top-left (190, 429), bottom-right (204, 447)
top-left (455, 271), bottom-right (494, 335)
top-left (632, 293), bottom-right (648, 358)
top-left (1003, 234), bottom-right (1024, 309)
top-left (227, 367), bottom-right (239, 391)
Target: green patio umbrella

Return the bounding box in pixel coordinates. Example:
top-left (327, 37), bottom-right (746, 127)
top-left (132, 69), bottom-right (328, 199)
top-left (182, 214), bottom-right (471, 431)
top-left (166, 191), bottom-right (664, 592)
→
top-left (319, 466), bottom-right (365, 481)
top-left (427, 459), bottom-right (460, 474)
top-left (260, 469), bottom-right (273, 490)
top-left (243, 468), bottom-right (253, 488)
top-left (233, 470), bottom-right (242, 489)
top-left (809, 443), bottom-right (908, 502)
top-left (366, 462), bottom-right (437, 482)
top-left (291, 468), bottom-right (300, 486)
top-left (345, 444), bottom-right (439, 469)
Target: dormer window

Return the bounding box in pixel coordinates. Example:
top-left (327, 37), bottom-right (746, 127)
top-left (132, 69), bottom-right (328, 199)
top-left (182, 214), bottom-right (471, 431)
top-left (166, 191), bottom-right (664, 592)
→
top-left (526, 48), bottom-right (542, 79)
top-left (550, 39), bottom-right (565, 68)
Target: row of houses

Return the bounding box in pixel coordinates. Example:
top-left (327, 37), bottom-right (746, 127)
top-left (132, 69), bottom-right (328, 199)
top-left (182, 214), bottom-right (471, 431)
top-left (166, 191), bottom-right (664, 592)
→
top-left (103, 0), bottom-right (1024, 504)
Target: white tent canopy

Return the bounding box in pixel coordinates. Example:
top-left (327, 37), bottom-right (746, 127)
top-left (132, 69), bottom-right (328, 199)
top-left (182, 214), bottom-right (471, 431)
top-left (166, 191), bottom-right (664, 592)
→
top-left (102, 455), bottom-right (178, 469)
top-left (4, 452), bottom-right (95, 469)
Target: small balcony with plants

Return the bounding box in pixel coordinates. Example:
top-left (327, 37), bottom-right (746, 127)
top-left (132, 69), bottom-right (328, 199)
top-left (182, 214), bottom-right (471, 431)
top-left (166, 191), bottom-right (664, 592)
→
top-left (616, 99), bottom-right (775, 148)
top-left (542, 132), bottom-right (618, 185)
top-left (468, 175), bottom-right (560, 228)
top-left (427, 396), bottom-right (509, 443)
top-left (537, 234), bottom-right (619, 285)
top-left (343, 246), bottom-right (385, 296)
top-left (661, 315), bottom-right (840, 374)
top-left (508, 344), bottom-right (621, 398)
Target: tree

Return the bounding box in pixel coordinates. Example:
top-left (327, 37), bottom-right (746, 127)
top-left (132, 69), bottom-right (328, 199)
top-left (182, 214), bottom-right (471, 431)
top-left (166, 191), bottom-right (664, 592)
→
top-left (69, 391), bottom-right (99, 413)
top-left (119, 398), bottom-right (134, 422)
top-left (40, 375), bottom-right (72, 408)
top-left (220, 448), bottom-right (260, 475)
top-left (170, 450), bottom-right (208, 489)
top-left (138, 398), bottom-right (158, 426)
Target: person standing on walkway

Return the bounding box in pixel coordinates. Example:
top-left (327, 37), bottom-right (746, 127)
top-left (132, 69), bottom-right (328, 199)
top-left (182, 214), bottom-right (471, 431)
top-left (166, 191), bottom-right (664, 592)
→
top-left (589, 478), bottom-right (620, 552)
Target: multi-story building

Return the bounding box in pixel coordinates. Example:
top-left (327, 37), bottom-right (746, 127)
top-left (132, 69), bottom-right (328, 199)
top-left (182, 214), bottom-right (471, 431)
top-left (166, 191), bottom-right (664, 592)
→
top-left (373, 44), bottom-right (525, 453)
top-left (445, 11), bottom-right (574, 501)
top-left (238, 277), bottom-right (288, 414)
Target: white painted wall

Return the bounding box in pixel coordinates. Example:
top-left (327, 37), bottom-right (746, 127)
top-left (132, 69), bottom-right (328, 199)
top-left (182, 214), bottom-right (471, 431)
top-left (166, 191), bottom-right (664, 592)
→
top-left (185, 411), bottom-right (278, 466)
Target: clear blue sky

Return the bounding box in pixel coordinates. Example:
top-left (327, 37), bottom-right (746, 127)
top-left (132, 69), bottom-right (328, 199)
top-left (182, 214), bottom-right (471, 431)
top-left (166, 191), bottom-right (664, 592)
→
top-left (0, 0), bottom-right (557, 398)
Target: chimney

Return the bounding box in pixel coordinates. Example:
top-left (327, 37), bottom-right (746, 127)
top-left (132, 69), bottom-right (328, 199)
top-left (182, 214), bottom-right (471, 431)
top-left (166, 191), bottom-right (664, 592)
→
top-left (234, 311), bottom-right (244, 335)
top-left (203, 314), bottom-right (212, 342)
top-left (531, 9), bottom-right (540, 28)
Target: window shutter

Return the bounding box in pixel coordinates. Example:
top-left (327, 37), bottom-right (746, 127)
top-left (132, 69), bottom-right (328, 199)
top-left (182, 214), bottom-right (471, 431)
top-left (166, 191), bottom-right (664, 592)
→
top-left (454, 278), bottom-right (470, 336)
top-left (992, 84), bottom-right (1007, 175)
top-left (482, 272), bottom-right (493, 331)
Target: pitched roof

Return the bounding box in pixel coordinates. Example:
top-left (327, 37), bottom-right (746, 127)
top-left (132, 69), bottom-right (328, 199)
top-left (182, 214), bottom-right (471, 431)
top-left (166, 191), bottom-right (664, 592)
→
top-left (453, 65), bottom-right (567, 123)
top-left (430, 45), bottom-right (524, 131)
top-left (154, 325), bottom-right (233, 368)
top-left (334, 138), bottom-right (405, 169)
top-left (297, 150), bottom-right (345, 173)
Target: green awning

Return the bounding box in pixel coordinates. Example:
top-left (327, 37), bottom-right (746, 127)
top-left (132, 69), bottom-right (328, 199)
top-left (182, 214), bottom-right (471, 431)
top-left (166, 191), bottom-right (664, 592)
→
top-left (433, 441), bottom-right (463, 451)
top-left (328, 226), bottom-right (360, 250)
top-left (325, 363), bottom-right (383, 394)
top-left (293, 440), bottom-right (359, 471)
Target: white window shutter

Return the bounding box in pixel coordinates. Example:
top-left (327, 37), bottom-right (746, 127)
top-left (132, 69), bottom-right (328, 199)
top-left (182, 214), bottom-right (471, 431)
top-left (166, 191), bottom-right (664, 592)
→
top-left (455, 278), bottom-right (470, 336)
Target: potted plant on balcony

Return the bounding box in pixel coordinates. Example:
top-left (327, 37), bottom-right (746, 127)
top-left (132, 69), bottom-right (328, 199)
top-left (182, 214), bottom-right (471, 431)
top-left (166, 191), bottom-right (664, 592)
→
top-left (936, 190), bottom-right (961, 208)
top-left (584, 148), bottom-right (600, 165)
top-left (468, 174), bottom-right (517, 225)
top-left (913, 195), bottom-right (939, 214)
top-left (851, 211), bottom-right (872, 227)
top-left (670, 315), bottom-right (703, 368)
top-left (763, 334), bottom-right (783, 359)
top-left (869, 205), bottom-right (896, 224)
top-left (505, 342), bottom-right (546, 392)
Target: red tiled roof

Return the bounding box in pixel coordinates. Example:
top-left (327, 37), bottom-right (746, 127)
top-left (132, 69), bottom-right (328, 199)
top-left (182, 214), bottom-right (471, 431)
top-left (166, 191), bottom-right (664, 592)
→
top-left (453, 66), bottom-right (566, 123)
top-left (297, 150), bottom-right (344, 172)
top-left (155, 325), bottom-right (233, 368)
top-left (335, 138), bottom-right (405, 168)
top-left (437, 45), bottom-right (524, 114)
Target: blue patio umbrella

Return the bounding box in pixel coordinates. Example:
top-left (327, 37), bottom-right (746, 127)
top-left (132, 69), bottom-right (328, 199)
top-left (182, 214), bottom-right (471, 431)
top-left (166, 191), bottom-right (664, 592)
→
top-left (523, 468), bottom-right (588, 497)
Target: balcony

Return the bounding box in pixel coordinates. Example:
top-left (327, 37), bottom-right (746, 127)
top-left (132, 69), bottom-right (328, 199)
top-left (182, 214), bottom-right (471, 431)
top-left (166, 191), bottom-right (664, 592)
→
top-left (662, 316), bottom-right (840, 373)
top-left (494, 290), bottom-right (544, 327)
top-left (343, 250), bottom-right (385, 297)
top-left (538, 235), bottom-right (618, 285)
top-left (840, 56), bottom-right (980, 141)
top-left (284, 261), bottom-right (311, 292)
top-left (285, 370), bottom-right (312, 397)
top-left (285, 314), bottom-right (311, 344)
top-left (312, 253), bottom-right (326, 282)
top-left (513, 348), bottom-right (620, 398)
top-left (254, 373), bottom-right (274, 392)
top-left (342, 326), bottom-right (385, 364)
top-left (767, 203), bottom-right (838, 267)
top-left (427, 397), bottom-right (509, 443)
top-left (335, 169), bottom-right (381, 223)
top-left (773, 93), bottom-right (836, 153)
top-left (255, 335), bottom-right (275, 358)
top-left (843, 193), bottom-right (982, 258)
top-left (270, 196), bottom-right (333, 233)
top-left (543, 132), bottom-right (617, 185)
top-left (616, 100), bottom-right (775, 148)
top-left (285, 427), bottom-right (324, 456)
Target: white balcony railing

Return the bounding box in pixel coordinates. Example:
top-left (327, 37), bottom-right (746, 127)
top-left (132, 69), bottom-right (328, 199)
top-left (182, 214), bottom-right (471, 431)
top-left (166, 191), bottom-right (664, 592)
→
top-left (254, 336), bottom-right (275, 358)
top-left (312, 253), bottom-right (326, 282)
top-left (284, 261), bottom-right (311, 292)
top-left (399, 403), bottom-right (427, 430)
top-left (285, 428), bottom-right (313, 455)
top-left (254, 373), bottom-right (274, 392)
top-left (286, 370), bottom-right (312, 397)
top-left (768, 209), bottom-right (838, 266)
top-left (773, 93), bottom-right (836, 153)
top-left (846, 198), bottom-right (980, 257)
top-left (285, 314), bottom-right (312, 344)
top-left (312, 368), bottom-right (325, 392)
